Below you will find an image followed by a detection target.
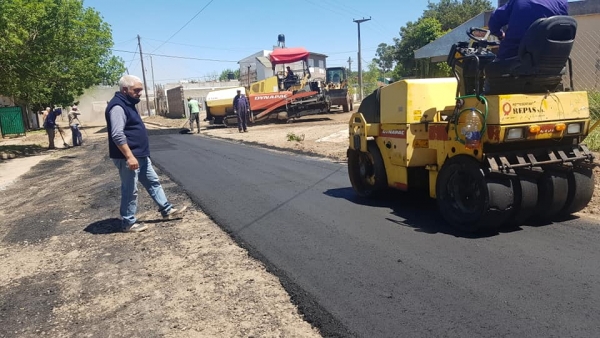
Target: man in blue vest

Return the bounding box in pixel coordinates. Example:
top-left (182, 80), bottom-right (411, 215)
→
top-left (488, 0), bottom-right (568, 60)
top-left (105, 75), bottom-right (187, 232)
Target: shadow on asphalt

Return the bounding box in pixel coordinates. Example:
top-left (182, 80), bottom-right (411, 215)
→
top-left (324, 187), bottom-right (526, 239)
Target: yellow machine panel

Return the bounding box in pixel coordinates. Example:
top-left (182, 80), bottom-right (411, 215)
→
top-left (205, 87), bottom-right (246, 116)
top-left (379, 78), bottom-right (458, 124)
top-left (462, 91), bottom-right (590, 125)
top-left (249, 77), bottom-right (279, 94)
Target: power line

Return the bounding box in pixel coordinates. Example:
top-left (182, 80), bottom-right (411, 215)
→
top-left (150, 0), bottom-right (215, 53)
top-left (322, 0), bottom-right (362, 18)
top-left (114, 37), bottom-right (138, 45)
top-left (126, 44), bottom-right (139, 71)
top-left (303, 0), bottom-right (347, 17)
top-left (144, 38), bottom-right (264, 52)
top-left (112, 49), bottom-right (238, 63)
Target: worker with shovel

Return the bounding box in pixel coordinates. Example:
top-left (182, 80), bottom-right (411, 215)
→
top-left (43, 107), bottom-right (66, 149)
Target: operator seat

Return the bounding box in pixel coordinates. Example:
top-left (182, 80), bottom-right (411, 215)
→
top-left (484, 16), bottom-right (577, 95)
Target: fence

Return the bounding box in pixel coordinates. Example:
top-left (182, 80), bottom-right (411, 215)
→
top-left (240, 69), bottom-right (258, 87)
top-left (0, 106), bottom-right (26, 137)
top-left (570, 16), bottom-right (600, 120)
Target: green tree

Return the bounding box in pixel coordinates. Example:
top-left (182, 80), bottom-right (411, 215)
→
top-left (423, 0), bottom-right (494, 31)
top-left (218, 68), bottom-right (240, 81)
top-left (371, 43), bottom-right (395, 77)
top-left (0, 0), bottom-right (125, 107)
top-left (362, 62), bottom-right (382, 96)
top-left (394, 17), bottom-right (447, 78)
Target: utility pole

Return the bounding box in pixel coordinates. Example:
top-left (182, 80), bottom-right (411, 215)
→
top-left (150, 55), bottom-right (156, 116)
top-left (247, 65), bottom-right (251, 87)
top-left (353, 17), bottom-right (371, 102)
top-left (347, 57), bottom-right (353, 73)
top-left (137, 35), bottom-right (151, 116)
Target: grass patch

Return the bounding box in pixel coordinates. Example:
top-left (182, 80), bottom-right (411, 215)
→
top-left (286, 132), bottom-right (305, 142)
top-left (589, 91), bottom-right (600, 121)
top-left (584, 120), bottom-right (600, 151)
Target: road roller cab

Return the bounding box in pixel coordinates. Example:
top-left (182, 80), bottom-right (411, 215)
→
top-left (347, 17), bottom-right (595, 233)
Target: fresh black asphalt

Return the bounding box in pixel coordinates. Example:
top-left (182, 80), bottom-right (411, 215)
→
top-left (150, 132), bottom-right (600, 338)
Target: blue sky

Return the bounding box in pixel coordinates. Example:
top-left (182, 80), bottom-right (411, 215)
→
top-left (84, 0), bottom-right (441, 84)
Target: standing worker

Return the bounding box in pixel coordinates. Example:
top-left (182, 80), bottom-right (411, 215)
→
top-left (44, 107), bottom-right (62, 149)
top-left (233, 89), bottom-right (250, 133)
top-left (105, 75), bottom-right (187, 233)
top-left (68, 105), bottom-right (83, 146)
top-left (187, 97), bottom-right (201, 134)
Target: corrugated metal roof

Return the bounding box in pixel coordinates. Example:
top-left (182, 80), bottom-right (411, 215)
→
top-left (414, 12), bottom-right (491, 60)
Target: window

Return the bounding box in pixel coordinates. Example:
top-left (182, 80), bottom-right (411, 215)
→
top-left (318, 60), bottom-right (324, 68)
top-left (308, 59), bottom-right (315, 67)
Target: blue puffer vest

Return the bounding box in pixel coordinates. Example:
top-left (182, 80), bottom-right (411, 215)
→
top-left (105, 92), bottom-right (150, 159)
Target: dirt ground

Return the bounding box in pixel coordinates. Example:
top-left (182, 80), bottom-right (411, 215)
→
top-left (1, 108), bottom-right (599, 337)
top-left (0, 126), bottom-right (321, 337)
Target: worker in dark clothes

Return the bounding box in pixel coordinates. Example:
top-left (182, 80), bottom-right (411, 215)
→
top-left (284, 66), bottom-right (295, 89)
top-left (44, 108), bottom-right (62, 149)
top-left (232, 89), bottom-right (250, 133)
top-left (488, 0), bottom-right (568, 60)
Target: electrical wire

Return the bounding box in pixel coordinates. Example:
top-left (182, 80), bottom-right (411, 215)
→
top-left (150, 0), bottom-right (215, 53)
top-left (126, 44), bottom-right (139, 71)
top-left (112, 49), bottom-right (238, 63)
top-left (143, 38), bottom-right (264, 52)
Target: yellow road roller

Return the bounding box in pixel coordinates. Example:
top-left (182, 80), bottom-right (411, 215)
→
top-left (347, 18), bottom-right (596, 232)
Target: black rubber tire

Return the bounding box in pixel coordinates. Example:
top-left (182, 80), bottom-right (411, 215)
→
top-left (350, 100), bottom-right (354, 111)
top-left (534, 169), bottom-right (569, 221)
top-left (342, 100), bottom-right (350, 112)
top-left (436, 156), bottom-right (514, 233)
top-left (508, 174), bottom-right (539, 227)
top-left (558, 165), bottom-right (595, 217)
top-left (347, 141), bottom-right (388, 198)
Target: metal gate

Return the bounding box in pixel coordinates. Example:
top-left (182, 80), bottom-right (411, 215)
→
top-left (0, 106), bottom-right (26, 137)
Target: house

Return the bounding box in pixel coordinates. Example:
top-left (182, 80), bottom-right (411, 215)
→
top-left (238, 49), bottom-right (327, 87)
top-left (414, 0), bottom-right (600, 91)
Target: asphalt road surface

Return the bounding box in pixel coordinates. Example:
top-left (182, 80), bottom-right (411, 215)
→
top-left (150, 132), bottom-right (600, 338)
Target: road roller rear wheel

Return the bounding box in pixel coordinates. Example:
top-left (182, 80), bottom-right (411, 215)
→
top-left (436, 156), bottom-right (514, 233)
top-left (558, 165), bottom-right (595, 218)
top-left (507, 174), bottom-right (538, 227)
top-left (348, 141), bottom-right (388, 198)
top-left (535, 169), bottom-right (569, 221)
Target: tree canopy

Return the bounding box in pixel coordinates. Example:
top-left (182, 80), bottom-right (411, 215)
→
top-left (0, 0), bottom-right (125, 107)
top-left (371, 0), bottom-right (493, 80)
top-left (219, 68), bottom-right (240, 81)
top-left (423, 0), bottom-right (494, 31)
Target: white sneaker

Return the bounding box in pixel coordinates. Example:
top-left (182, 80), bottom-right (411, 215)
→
top-left (123, 223), bottom-right (148, 233)
top-left (163, 206), bottom-right (188, 219)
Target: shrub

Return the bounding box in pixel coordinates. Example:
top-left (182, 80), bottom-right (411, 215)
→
top-left (286, 132), bottom-right (305, 142)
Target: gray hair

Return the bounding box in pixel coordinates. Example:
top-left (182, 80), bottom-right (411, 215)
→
top-left (118, 75), bottom-right (142, 90)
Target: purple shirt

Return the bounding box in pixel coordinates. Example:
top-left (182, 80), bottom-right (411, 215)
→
top-left (489, 0), bottom-right (568, 59)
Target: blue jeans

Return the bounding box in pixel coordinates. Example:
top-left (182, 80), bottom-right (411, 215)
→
top-left (112, 157), bottom-right (173, 226)
top-left (70, 124), bottom-right (82, 146)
